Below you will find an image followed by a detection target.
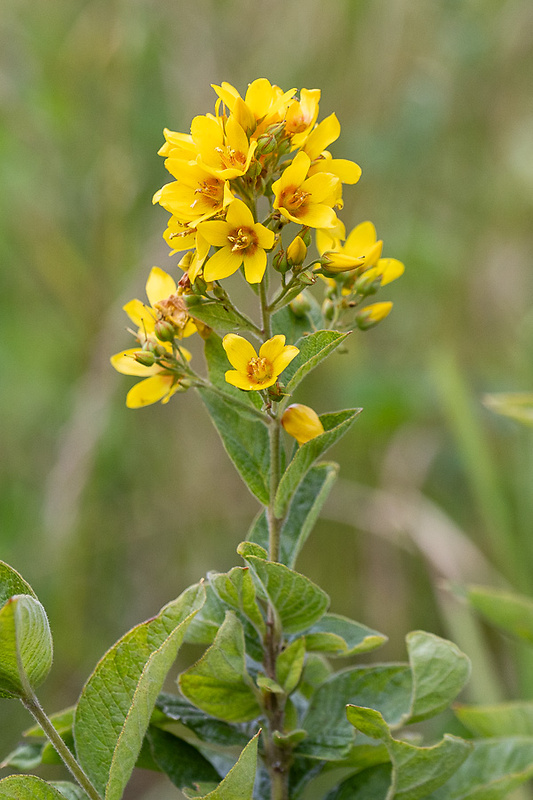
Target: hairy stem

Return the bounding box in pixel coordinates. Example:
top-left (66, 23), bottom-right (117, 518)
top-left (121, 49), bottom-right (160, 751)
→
top-left (21, 692), bottom-right (102, 800)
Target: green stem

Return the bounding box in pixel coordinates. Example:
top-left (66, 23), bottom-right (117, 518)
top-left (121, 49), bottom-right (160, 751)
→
top-left (267, 417), bottom-right (282, 562)
top-left (260, 278), bottom-right (272, 339)
top-left (21, 692), bottom-right (103, 800)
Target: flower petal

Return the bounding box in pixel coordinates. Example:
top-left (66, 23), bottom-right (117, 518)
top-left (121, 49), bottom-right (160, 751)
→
top-left (304, 113), bottom-right (340, 160)
top-left (345, 222), bottom-right (377, 253)
top-left (126, 374), bottom-right (176, 408)
top-left (146, 267), bottom-right (177, 307)
top-left (224, 370), bottom-right (256, 391)
top-left (271, 345), bottom-right (300, 377)
top-left (111, 349), bottom-right (162, 376)
top-left (242, 248), bottom-right (267, 283)
top-left (197, 220), bottom-right (230, 247)
top-left (123, 299), bottom-right (154, 329)
top-left (203, 246), bottom-right (242, 281)
top-left (259, 335), bottom-right (286, 363)
top-left (226, 197), bottom-right (255, 229)
top-left (223, 333), bottom-right (257, 371)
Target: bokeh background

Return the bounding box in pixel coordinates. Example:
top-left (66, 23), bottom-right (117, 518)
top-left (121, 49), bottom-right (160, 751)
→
top-left (2, 0), bottom-right (533, 796)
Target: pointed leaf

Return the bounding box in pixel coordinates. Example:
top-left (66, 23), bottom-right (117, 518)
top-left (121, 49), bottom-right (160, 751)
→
top-left (0, 562), bottom-right (37, 607)
top-left (49, 784), bottom-right (88, 800)
top-left (0, 776), bottom-right (68, 800)
top-left (274, 409), bottom-right (361, 516)
top-left (188, 731), bottom-right (260, 800)
top-left (279, 330), bottom-right (351, 404)
top-left (147, 726), bottom-right (220, 789)
top-left (426, 737), bottom-right (533, 799)
top-left (248, 463), bottom-right (338, 567)
top-left (276, 638), bottom-right (306, 694)
top-left (179, 612), bottom-right (261, 723)
top-left (0, 595), bottom-right (53, 699)
top-left (304, 613), bottom-right (387, 657)
top-left (185, 296), bottom-right (259, 334)
top-left (243, 556), bottom-right (329, 634)
top-left (454, 701), bottom-right (533, 737)
top-left (74, 582), bottom-right (205, 800)
top-left (209, 568), bottom-right (265, 635)
top-left (347, 705), bottom-right (471, 800)
top-left (298, 664), bottom-right (413, 760)
top-left (407, 631), bottom-right (471, 723)
top-left (468, 585), bottom-right (533, 644)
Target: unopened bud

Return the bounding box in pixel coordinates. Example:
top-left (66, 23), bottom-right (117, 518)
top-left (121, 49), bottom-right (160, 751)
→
top-left (247, 159), bottom-right (263, 180)
top-left (146, 340), bottom-right (167, 357)
top-left (289, 293), bottom-right (311, 318)
top-left (282, 404), bottom-right (324, 445)
top-left (353, 272), bottom-right (381, 296)
top-left (255, 133), bottom-right (278, 156)
top-left (320, 251), bottom-right (366, 274)
top-left (287, 236), bottom-right (307, 266)
top-left (133, 350), bottom-right (155, 367)
top-left (192, 276), bottom-right (209, 296)
top-left (272, 249), bottom-right (290, 273)
top-left (298, 270), bottom-right (316, 286)
top-left (356, 301), bottom-right (393, 330)
top-left (155, 319), bottom-right (176, 342)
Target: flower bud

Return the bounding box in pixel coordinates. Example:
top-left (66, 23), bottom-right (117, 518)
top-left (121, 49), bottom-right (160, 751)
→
top-left (301, 229), bottom-right (312, 247)
top-left (289, 293), bottom-right (311, 318)
top-left (282, 404), bottom-right (324, 445)
top-left (320, 251), bottom-right (366, 274)
top-left (355, 301), bottom-right (393, 330)
top-left (146, 340), bottom-right (167, 357)
top-left (154, 319), bottom-right (177, 342)
top-left (298, 270), bottom-right (316, 286)
top-left (192, 276), bottom-right (209, 296)
top-left (287, 236), bottom-right (307, 266)
top-left (272, 249), bottom-right (290, 273)
top-left (353, 272), bottom-right (381, 296)
top-left (133, 350), bottom-right (156, 367)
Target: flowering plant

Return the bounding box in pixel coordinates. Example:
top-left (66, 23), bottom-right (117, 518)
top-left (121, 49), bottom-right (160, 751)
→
top-left (1, 79), bottom-right (531, 800)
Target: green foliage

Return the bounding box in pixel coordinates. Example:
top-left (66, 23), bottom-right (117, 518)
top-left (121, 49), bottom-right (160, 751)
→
top-left (279, 331), bottom-right (352, 406)
top-left (0, 776), bottom-right (78, 800)
top-left (182, 732), bottom-right (260, 800)
top-left (74, 583), bottom-right (205, 799)
top-left (304, 613), bottom-right (387, 657)
top-left (468, 585), bottom-right (533, 645)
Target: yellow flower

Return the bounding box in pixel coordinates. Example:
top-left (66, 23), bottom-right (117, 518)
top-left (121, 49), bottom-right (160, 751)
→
top-left (223, 334), bottom-right (299, 391)
top-left (272, 151), bottom-right (339, 229)
top-left (317, 221), bottom-right (383, 272)
top-left (286, 88), bottom-right (321, 144)
top-left (281, 404), bottom-right (324, 445)
top-left (198, 198), bottom-right (275, 283)
top-left (364, 258), bottom-right (405, 286)
top-left (111, 349), bottom-right (191, 408)
top-left (356, 301), bottom-right (393, 330)
top-left (212, 79), bottom-right (296, 137)
top-left (153, 161), bottom-right (234, 224)
top-left (123, 266), bottom-right (197, 342)
top-left (191, 114), bottom-right (257, 180)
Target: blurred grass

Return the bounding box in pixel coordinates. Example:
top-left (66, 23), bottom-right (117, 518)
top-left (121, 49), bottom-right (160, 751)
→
top-left (2, 0), bottom-right (533, 793)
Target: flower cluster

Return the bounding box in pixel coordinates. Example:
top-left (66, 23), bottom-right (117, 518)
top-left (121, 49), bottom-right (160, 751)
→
top-left (112, 79), bottom-right (404, 443)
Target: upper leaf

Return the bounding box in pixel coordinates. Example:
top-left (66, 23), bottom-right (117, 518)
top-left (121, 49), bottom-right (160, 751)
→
top-left (454, 701), bottom-right (533, 737)
top-left (274, 409), bottom-right (361, 516)
top-left (185, 296), bottom-right (259, 335)
top-left (155, 692), bottom-right (250, 748)
top-left (208, 568), bottom-right (265, 635)
top-left (278, 330), bottom-right (351, 406)
top-left (183, 731), bottom-right (260, 800)
top-left (304, 613), bottom-right (387, 658)
top-left (74, 582), bottom-right (205, 800)
top-left (248, 462), bottom-right (338, 567)
top-left (0, 561), bottom-right (37, 608)
top-left (243, 556), bottom-right (329, 634)
top-left (0, 776), bottom-right (74, 800)
top-left (179, 612), bottom-right (261, 723)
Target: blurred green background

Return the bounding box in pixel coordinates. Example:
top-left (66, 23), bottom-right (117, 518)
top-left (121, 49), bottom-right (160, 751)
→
top-left (2, 0), bottom-right (533, 795)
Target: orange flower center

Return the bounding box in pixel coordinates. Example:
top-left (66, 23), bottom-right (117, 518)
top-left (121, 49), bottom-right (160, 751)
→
top-left (215, 146), bottom-right (247, 171)
top-left (228, 226), bottom-right (257, 253)
top-left (247, 356), bottom-right (273, 383)
top-left (154, 293), bottom-right (189, 331)
top-left (192, 180), bottom-right (223, 209)
top-left (280, 186), bottom-right (310, 213)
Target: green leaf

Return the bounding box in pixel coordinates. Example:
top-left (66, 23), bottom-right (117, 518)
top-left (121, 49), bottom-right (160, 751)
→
top-left (0, 595), bottom-right (53, 699)
top-left (237, 542), bottom-right (268, 560)
top-left (407, 631), bottom-right (471, 723)
top-left (185, 731), bottom-right (260, 800)
top-left (179, 612), bottom-right (261, 723)
top-left (299, 653), bottom-right (333, 699)
top-left (184, 583), bottom-right (227, 646)
top-left (248, 462), bottom-right (338, 567)
top-left (276, 638), bottom-right (306, 693)
top-left (0, 741), bottom-right (46, 770)
top-left (298, 665), bottom-right (413, 760)
top-left (304, 614), bottom-right (387, 658)
top-left (49, 783), bottom-right (88, 800)
top-left (483, 392), bottom-right (533, 427)
top-left (74, 582), bottom-right (205, 800)
top-left (347, 705), bottom-right (471, 800)
top-left (272, 300), bottom-right (322, 344)
top-left (243, 556), bottom-right (329, 634)
top-left (455, 701), bottom-right (533, 737)
top-left (198, 387), bottom-right (269, 504)
top-left (185, 296), bottom-right (259, 335)
top-left (274, 410), bottom-right (361, 516)
top-left (279, 330), bottom-right (351, 404)
top-left (324, 763), bottom-right (392, 800)
top-left (0, 562), bottom-right (37, 607)
top-left (208, 568), bottom-right (265, 635)
top-left (155, 692), bottom-right (249, 748)
top-left (147, 726), bottom-right (220, 790)
top-left (0, 776), bottom-right (68, 800)
top-left (468, 585), bottom-right (533, 644)
top-left (426, 737), bottom-right (533, 799)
